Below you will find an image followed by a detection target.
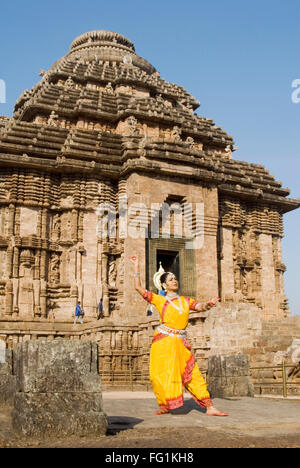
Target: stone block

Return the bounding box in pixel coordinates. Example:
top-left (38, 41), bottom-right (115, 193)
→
top-left (12, 393), bottom-right (107, 437)
top-left (208, 354), bottom-right (250, 377)
top-left (15, 340), bottom-right (98, 379)
top-left (15, 340), bottom-right (101, 393)
top-left (0, 349), bottom-right (14, 375)
top-left (208, 376), bottom-right (254, 398)
top-left (0, 374), bottom-right (17, 405)
top-left (207, 354), bottom-right (254, 398)
top-left (17, 368), bottom-right (102, 393)
top-left (12, 340), bottom-right (107, 437)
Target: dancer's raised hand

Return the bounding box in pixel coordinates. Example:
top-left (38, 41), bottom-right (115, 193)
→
top-left (207, 297), bottom-right (221, 308)
top-left (129, 255), bottom-right (139, 266)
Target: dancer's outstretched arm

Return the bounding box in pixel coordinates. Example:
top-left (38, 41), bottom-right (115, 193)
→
top-left (194, 296), bottom-right (221, 312)
top-left (129, 255), bottom-right (146, 297)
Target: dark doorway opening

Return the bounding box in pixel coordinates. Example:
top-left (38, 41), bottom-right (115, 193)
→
top-left (156, 250), bottom-right (180, 281)
top-left (146, 238), bottom-right (196, 296)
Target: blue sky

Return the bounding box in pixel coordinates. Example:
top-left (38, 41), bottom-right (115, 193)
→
top-left (0, 0), bottom-right (299, 314)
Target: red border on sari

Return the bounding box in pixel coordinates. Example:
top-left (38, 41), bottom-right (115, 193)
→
top-left (182, 354), bottom-right (195, 384)
top-left (166, 395), bottom-right (184, 409)
top-left (190, 394), bottom-right (213, 408)
top-left (158, 404), bottom-right (169, 413)
top-left (143, 290), bottom-right (153, 303)
top-left (189, 299), bottom-right (199, 311)
top-left (161, 300), bottom-right (168, 322)
top-left (181, 338), bottom-right (191, 350)
top-left (152, 333), bottom-right (168, 344)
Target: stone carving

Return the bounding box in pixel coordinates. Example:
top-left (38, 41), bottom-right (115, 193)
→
top-left (65, 76), bottom-right (75, 88)
top-left (138, 136), bottom-right (147, 157)
top-left (49, 253), bottom-right (60, 285)
top-left (126, 115), bottom-right (140, 136)
top-left (108, 258), bottom-right (117, 287)
top-left (105, 82), bottom-right (114, 94)
top-left (47, 111), bottom-right (59, 127)
top-left (52, 214), bottom-right (61, 241)
top-left (171, 125), bottom-right (182, 141)
top-left (186, 136), bottom-right (195, 148)
top-left (123, 54), bottom-right (133, 65)
top-left (19, 249), bottom-right (33, 278)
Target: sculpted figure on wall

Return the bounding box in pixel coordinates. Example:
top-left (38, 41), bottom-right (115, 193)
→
top-left (52, 214), bottom-right (61, 241)
top-left (171, 126), bottom-right (182, 141)
top-left (49, 253), bottom-right (60, 285)
top-left (47, 111), bottom-right (59, 127)
top-left (126, 116), bottom-right (140, 136)
top-left (108, 258), bottom-right (117, 288)
top-left (19, 250), bottom-right (34, 316)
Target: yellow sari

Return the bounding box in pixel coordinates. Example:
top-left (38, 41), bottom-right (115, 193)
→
top-left (143, 291), bottom-right (213, 411)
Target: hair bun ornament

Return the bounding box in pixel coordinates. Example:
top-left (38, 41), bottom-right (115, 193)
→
top-left (153, 262), bottom-right (165, 290)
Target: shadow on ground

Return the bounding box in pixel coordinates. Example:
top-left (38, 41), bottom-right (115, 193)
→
top-left (169, 397), bottom-right (241, 415)
top-left (106, 416), bottom-right (144, 435)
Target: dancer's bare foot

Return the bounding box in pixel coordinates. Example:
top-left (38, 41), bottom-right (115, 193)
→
top-left (206, 406), bottom-right (228, 417)
top-left (155, 408), bottom-right (169, 415)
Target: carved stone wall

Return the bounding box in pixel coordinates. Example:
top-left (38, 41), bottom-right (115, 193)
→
top-left (0, 30), bottom-right (299, 394)
top-left (219, 196), bottom-right (289, 318)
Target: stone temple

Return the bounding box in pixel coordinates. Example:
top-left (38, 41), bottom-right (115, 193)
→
top-left (0, 30), bottom-right (299, 393)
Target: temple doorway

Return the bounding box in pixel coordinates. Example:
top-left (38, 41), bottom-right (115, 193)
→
top-left (156, 250), bottom-right (180, 281)
top-left (146, 238), bottom-right (196, 297)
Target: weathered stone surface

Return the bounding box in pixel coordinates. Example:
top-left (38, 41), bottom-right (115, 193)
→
top-left (0, 350), bottom-right (16, 405)
top-left (12, 393), bottom-right (107, 437)
top-left (208, 354), bottom-right (254, 398)
top-left (17, 370), bottom-right (102, 394)
top-left (0, 374), bottom-right (17, 405)
top-left (15, 340), bottom-right (100, 393)
top-left (0, 349), bottom-right (14, 375)
top-left (208, 353), bottom-right (251, 377)
top-left (12, 340), bottom-right (107, 437)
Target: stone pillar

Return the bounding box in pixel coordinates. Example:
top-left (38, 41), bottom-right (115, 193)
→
top-left (40, 280), bottom-right (47, 318)
top-left (102, 252), bottom-right (109, 317)
top-left (219, 227), bottom-right (235, 300)
top-left (207, 354), bottom-right (254, 398)
top-left (12, 340), bottom-right (107, 437)
top-left (6, 246), bottom-right (13, 279)
top-left (8, 204), bottom-right (15, 237)
top-left (195, 187), bottom-right (219, 300)
top-left (259, 233), bottom-right (277, 317)
top-left (5, 279), bottom-right (13, 315)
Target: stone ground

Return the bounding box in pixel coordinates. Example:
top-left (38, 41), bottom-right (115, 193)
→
top-left (0, 392), bottom-right (300, 448)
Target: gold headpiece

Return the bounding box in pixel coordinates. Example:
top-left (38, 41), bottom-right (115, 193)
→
top-left (153, 262), bottom-right (165, 290)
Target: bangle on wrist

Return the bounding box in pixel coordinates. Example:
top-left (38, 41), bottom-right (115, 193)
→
top-left (134, 273), bottom-right (140, 278)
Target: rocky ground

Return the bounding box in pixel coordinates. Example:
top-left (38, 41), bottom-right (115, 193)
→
top-left (1, 393), bottom-right (300, 448)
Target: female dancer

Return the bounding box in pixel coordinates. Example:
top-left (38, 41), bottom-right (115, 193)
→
top-left (130, 255), bottom-right (228, 417)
